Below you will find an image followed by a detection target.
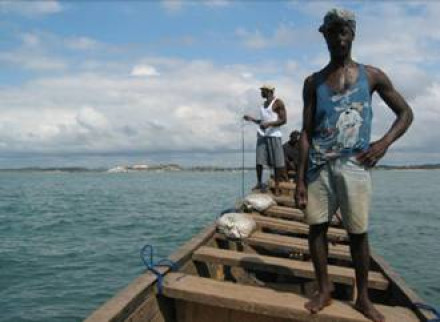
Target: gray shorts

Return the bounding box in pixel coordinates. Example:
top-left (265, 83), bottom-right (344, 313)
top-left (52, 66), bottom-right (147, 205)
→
top-left (256, 136), bottom-right (285, 168)
top-left (304, 156), bottom-right (371, 234)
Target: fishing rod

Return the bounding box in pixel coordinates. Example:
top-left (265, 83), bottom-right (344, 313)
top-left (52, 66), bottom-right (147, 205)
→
top-left (241, 117), bottom-right (245, 200)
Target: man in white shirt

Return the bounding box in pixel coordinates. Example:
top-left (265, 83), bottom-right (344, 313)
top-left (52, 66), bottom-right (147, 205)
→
top-left (244, 84), bottom-right (287, 194)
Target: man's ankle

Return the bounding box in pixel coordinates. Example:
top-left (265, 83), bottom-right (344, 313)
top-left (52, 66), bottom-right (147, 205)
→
top-left (356, 293), bottom-right (372, 304)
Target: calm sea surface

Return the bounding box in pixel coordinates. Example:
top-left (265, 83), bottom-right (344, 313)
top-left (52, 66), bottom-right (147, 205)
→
top-left (1, 170), bottom-right (439, 321)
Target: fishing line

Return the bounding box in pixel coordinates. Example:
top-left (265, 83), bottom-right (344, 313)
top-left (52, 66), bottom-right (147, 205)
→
top-left (235, 106), bottom-right (259, 209)
top-left (239, 114), bottom-right (260, 202)
top-left (239, 116), bottom-right (254, 201)
top-left (241, 117), bottom-right (245, 200)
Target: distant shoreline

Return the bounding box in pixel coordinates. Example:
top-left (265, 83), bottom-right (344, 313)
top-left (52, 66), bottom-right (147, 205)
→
top-left (1, 163), bottom-right (440, 173)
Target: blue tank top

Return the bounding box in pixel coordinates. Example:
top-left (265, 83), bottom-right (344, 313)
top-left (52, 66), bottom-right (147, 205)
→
top-left (307, 64), bottom-right (372, 182)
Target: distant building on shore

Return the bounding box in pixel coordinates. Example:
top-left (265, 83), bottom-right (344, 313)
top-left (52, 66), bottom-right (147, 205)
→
top-left (107, 163), bottom-right (182, 173)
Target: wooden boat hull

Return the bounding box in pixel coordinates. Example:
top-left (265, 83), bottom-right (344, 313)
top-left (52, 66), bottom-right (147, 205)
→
top-left (86, 185), bottom-right (434, 322)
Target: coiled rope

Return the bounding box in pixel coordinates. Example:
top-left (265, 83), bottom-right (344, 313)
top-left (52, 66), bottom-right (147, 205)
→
top-left (140, 244), bottom-right (178, 294)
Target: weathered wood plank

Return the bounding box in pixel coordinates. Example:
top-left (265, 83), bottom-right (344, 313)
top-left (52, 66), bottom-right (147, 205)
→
top-left (215, 231), bottom-right (352, 261)
top-left (193, 247), bottom-right (388, 290)
top-left (250, 213), bottom-right (348, 242)
top-left (163, 273), bottom-right (419, 322)
top-left (270, 180), bottom-right (296, 191)
top-left (263, 205), bottom-right (342, 227)
top-left (371, 251), bottom-right (436, 321)
top-left (267, 205), bottom-right (303, 215)
top-left (176, 300), bottom-right (296, 322)
top-left (264, 205), bottom-right (304, 221)
top-left (125, 295), bottom-right (174, 322)
top-left (85, 224), bottom-right (216, 322)
top-left (272, 195), bottom-right (296, 207)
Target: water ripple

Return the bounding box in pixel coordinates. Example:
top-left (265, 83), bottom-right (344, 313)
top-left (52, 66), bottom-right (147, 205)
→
top-left (0, 170), bottom-right (439, 322)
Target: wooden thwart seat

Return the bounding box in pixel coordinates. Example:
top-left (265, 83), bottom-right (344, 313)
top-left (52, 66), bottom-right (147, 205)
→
top-left (163, 273), bottom-right (419, 322)
top-left (264, 205), bottom-right (342, 227)
top-left (272, 195), bottom-right (296, 207)
top-left (216, 231), bottom-right (352, 261)
top-left (251, 214), bottom-right (348, 242)
top-left (268, 180), bottom-right (296, 191)
top-left (264, 205), bottom-right (304, 221)
top-left (193, 247), bottom-right (388, 290)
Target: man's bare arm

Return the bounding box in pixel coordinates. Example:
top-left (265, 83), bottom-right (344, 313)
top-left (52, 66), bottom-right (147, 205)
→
top-left (243, 115), bottom-right (261, 124)
top-left (357, 67), bottom-right (414, 166)
top-left (295, 75), bottom-right (316, 209)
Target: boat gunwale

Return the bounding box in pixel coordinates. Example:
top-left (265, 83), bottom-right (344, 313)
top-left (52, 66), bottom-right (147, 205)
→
top-left (85, 223), bottom-right (216, 322)
top-left (370, 250), bottom-right (433, 322)
top-left (86, 191), bottom-right (430, 322)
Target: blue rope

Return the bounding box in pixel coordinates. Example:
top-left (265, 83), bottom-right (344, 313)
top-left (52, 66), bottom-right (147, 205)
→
top-left (415, 302), bottom-right (440, 322)
top-left (140, 244), bottom-right (178, 294)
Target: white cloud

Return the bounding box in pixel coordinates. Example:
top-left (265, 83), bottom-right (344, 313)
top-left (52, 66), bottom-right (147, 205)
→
top-left (0, 0), bottom-right (62, 17)
top-left (161, 0), bottom-right (231, 12)
top-left (161, 0), bottom-right (183, 12)
top-left (236, 23), bottom-right (319, 51)
top-left (131, 65), bottom-right (160, 77)
top-left (201, 0), bottom-right (231, 8)
top-left (241, 72), bottom-right (253, 79)
top-left (76, 107), bottom-right (109, 132)
top-left (287, 0), bottom-right (340, 17)
top-left (20, 33), bottom-right (40, 47)
top-left (1, 47), bottom-right (436, 159)
top-left (0, 57), bottom-right (304, 154)
top-left (1, 32), bottom-right (106, 72)
top-left (65, 37), bottom-right (99, 51)
top-left (1, 2), bottom-right (440, 164)
top-left (401, 83), bottom-right (440, 151)
top-left (235, 28), bottom-right (268, 49)
top-left (0, 51), bottom-right (67, 71)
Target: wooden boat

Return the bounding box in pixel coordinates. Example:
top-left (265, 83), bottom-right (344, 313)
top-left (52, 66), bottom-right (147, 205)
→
top-left (86, 182), bottom-right (436, 322)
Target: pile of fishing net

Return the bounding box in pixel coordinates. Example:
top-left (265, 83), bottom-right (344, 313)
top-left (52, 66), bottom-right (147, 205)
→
top-left (216, 194), bottom-right (277, 241)
top-left (216, 212), bottom-right (256, 240)
top-left (242, 193), bottom-right (276, 212)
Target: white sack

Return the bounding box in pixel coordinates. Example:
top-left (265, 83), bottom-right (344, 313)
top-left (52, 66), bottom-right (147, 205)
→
top-left (243, 193), bottom-right (276, 212)
top-left (216, 212), bottom-right (256, 240)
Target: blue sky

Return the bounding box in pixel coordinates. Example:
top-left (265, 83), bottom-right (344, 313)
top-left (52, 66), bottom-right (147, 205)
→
top-left (1, 0), bottom-right (440, 166)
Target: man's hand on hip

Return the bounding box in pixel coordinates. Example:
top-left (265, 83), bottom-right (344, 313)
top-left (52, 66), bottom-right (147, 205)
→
top-left (356, 139), bottom-right (390, 167)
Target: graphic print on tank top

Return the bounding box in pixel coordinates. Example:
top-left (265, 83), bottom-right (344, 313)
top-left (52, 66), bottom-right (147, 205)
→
top-left (333, 89), bottom-right (368, 151)
top-left (308, 64), bottom-right (372, 181)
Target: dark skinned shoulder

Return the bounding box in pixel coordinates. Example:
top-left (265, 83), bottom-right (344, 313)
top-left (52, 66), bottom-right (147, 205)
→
top-left (364, 65), bottom-right (393, 94)
top-left (302, 74), bottom-right (318, 107)
top-left (272, 98), bottom-right (287, 125)
top-left (272, 97), bottom-right (286, 111)
top-left (303, 74), bottom-right (316, 94)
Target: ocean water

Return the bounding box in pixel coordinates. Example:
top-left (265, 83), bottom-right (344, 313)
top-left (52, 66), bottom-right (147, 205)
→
top-left (0, 169), bottom-right (439, 322)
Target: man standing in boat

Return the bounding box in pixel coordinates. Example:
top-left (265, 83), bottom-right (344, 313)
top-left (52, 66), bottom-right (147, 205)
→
top-left (295, 8), bottom-right (413, 322)
top-left (283, 130), bottom-right (301, 180)
top-left (244, 84), bottom-right (287, 194)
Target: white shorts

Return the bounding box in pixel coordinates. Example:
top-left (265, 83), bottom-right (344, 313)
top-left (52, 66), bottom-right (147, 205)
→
top-left (304, 156), bottom-right (372, 234)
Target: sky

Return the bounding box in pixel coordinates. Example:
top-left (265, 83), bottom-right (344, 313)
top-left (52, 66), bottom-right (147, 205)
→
top-left (1, 0), bottom-right (440, 167)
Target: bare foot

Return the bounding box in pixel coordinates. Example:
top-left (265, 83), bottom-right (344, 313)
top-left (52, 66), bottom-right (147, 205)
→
top-left (252, 183), bottom-right (262, 191)
top-left (304, 292), bottom-right (332, 314)
top-left (355, 299), bottom-right (385, 322)
top-left (252, 183), bottom-right (267, 193)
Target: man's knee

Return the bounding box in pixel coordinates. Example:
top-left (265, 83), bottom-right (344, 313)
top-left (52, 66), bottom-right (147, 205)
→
top-left (348, 231), bottom-right (368, 247)
top-left (309, 222), bottom-right (329, 236)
